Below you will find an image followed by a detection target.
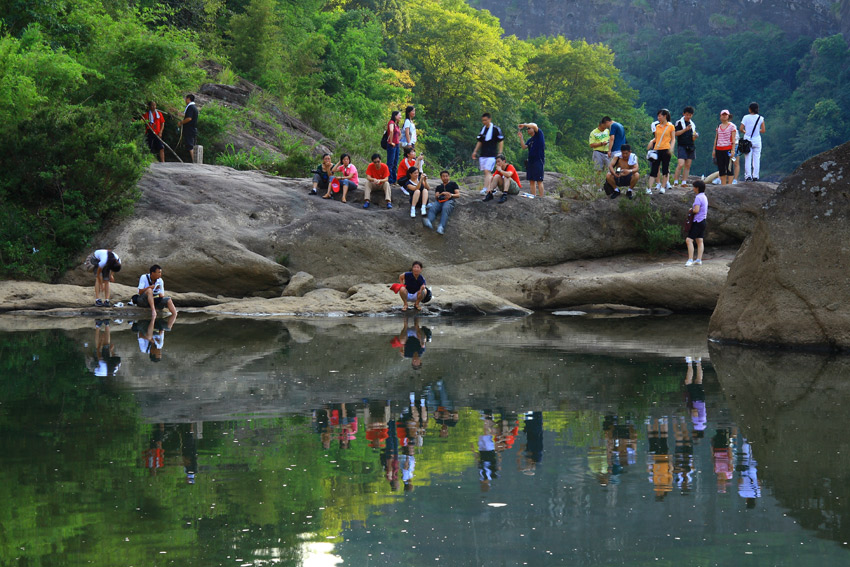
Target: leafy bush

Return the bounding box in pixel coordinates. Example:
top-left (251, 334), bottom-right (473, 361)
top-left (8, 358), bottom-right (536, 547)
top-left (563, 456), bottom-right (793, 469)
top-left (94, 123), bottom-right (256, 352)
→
top-left (557, 158), bottom-right (605, 201)
top-left (618, 192), bottom-right (682, 254)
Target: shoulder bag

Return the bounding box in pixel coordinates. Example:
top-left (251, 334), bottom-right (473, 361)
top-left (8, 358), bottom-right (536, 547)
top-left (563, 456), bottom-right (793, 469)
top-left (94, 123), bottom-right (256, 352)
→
top-left (738, 114), bottom-right (760, 154)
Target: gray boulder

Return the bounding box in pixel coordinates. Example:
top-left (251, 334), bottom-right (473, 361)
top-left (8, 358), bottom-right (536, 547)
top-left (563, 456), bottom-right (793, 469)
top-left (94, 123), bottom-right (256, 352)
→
top-left (281, 271), bottom-right (317, 297)
top-left (709, 141), bottom-right (850, 350)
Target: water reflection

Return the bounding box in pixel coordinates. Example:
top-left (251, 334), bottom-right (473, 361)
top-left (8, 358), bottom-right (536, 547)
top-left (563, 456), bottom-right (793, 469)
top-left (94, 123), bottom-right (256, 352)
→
top-left (87, 319), bottom-right (121, 376)
top-left (1, 316), bottom-right (849, 566)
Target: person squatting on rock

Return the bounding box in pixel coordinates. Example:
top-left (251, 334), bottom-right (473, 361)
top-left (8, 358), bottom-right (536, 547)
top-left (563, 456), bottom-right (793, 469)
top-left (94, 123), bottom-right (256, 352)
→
top-left (86, 248), bottom-right (122, 307)
top-left (424, 170), bottom-right (461, 235)
top-left (143, 101), bottom-right (165, 163)
top-left (135, 264), bottom-right (178, 320)
top-left (685, 180), bottom-right (708, 267)
top-left (471, 112), bottom-right (505, 194)
top-left (604, 144), bottom-right (640, 199)
top-left (176, 94), bottom-right (199, 163)
top-left (482, 154), bottom-right (521, 203)
top-left (398, 261), bottom-right (427, 311)
top-left (364, 153), bottom-right (392, 209)
top-left (311, 153), bottom-right (334, 195)
top-left (519, 122), bottom-right (545, 197)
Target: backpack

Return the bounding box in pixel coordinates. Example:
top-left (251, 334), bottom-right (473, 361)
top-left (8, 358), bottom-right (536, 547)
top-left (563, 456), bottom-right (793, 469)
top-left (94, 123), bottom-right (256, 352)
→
top-left (380, 128), bottom-right (389, 150)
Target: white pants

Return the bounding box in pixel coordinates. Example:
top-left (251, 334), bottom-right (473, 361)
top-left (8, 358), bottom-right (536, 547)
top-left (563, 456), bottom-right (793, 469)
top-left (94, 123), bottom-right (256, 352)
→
top-left (744, 144), bottom-right (761, 179)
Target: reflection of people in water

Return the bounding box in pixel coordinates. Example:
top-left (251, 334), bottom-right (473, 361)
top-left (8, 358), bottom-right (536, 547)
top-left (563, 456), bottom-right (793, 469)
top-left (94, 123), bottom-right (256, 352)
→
top-left (518, 411), bottom-right (544, 475)
top-left (400, 445), bottom-right (416, 492)
top-left (181, 423), bottom-right (199, 484)
top-left (684, 357), bottom-right (707, 439)
top-left (647, 417), bottom-right (673, 501)
top-left (475, 418), bottom-right (500, 492)
top-left (673, 416), bottom-right (694, 494)
top-left (736, 433), bottom-right (761, 508)
top-left (382, 418), bottom-right (400, 491)
top-left (426, 380), bottom-right (459, 438)
top-left (712, 427), bottom-right (734, 493)
top-left (90, 319), bottom-right (122, 376)
top-left (495, 409), bottom-right (519, 452)
top-left (333, 403), bottom-right (358, 450)
top-left (398, 393), bottom-right (428, 449)
top-left (365, 400), bottom-right (391, 449)
top-left (393, 315), bottom-right (429, 369)
top-left (134, 311), bottom-right (178, 362)
top-left (313, 407), bottom-right (332, 449)
top-left (143, 423), bottom-right (166, 476)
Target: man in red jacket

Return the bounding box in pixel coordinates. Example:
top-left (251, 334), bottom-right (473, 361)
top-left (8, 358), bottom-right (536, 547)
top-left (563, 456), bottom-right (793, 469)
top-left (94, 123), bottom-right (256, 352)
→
top-left (144, 101), bottom-right (165, 163)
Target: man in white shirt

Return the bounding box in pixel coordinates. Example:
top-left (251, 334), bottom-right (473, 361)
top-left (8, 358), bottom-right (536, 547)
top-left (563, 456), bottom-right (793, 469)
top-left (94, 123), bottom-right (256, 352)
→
top-left (605, 144), bottom-right (641, 199)
top-left (740, 102), bottom-right (765, 181)
top-left (135, 264), bottom-right (178, 320)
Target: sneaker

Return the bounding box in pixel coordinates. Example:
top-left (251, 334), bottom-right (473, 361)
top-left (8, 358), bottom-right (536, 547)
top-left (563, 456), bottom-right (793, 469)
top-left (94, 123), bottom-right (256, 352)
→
top-left (479, 187), bottom-right (489, 195)
top-left (673, 180), bottom-right (680, 186)
top-left (658, 186), bottom-right (666, 194)
top-left (410, 206), bottom-right (416, 218)
top-left (609, 188), bottom-right (620, 199)
top-left (423, 218), bottom-right (433, 229)
top-left (712, 178), bottom-right (722, 185)
top-left (655, 183), bottom-right (662, 191)
top-left (685, 356), bottom-right (693, 364)
top-left (681, 181), bottom-right (689, 187)
top-left (421, 205), bottom-right (426, 215)
top-left (436, 225), bottom-right (444, 235)
top-left (732, 179), bottom-right (738, 184)
top-left (387, 202), bottom-right (393, 209)
top-left (645, 188), bottom-right (653, 195)
top-left (309, 188), bottom-right (317, 195)
top-left (685, 259), bottom-right (694, 267)
top-left (694, 259), bottom-right (702, 265)
top-left (95, 299), bottom-right (103, 307)
top-left (753, 178), bottom-right (759, 182)
top-left (666, 182), bottom-right (673, 190)
top-left (498, 194), bottom-right (508, 203)
top-left (482, 192), bottom-right (493, 202)
top-left (363, 200), bottom-right (370, 209)
top-left (400, 187), bottom-right (410, 196)
top-left (745, 176), bottom-right (753, 182)
top-left (626, 189), bottom-right (633, 199)
top-left (103, 299), bottom-right (111, 307)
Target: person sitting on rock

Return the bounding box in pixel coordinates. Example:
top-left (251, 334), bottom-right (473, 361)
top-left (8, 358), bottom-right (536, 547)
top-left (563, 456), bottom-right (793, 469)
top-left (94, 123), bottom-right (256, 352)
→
top-left (86, 248), bottom-right (122, 307)
top-left (363, 153), bottom-right (391, 209)
top-left (604, 144), bottom-right (640, 199)
top-left (424, 170), bottom-right (460, 235)
top-left (482, 154), bottom-right (521, 203)
top-left (400, 167), bottom-right (430, 217)
top-left (135, 264), bottom-right (178, 320)
top-left (397, 146), bottom-right (421, 195)
top-left (398, 261), bottom-right (427, 311)
top-left (324, 153), bottom-right (358, 203)
top-left (311, 153), bottom-right (334, 196)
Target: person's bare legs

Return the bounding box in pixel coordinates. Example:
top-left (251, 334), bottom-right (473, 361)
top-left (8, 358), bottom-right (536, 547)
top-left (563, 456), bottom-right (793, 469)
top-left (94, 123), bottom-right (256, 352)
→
top-left (686, 237), bottom-right (695, 261)
top-left (143, 288), bottom-right (158, 320)
top-left (682, 159), bottom-right (692, 183)
top-left (341, 182), bottom-right (349, 203)
top-left (696, 238), bottom-right (704, 262)
top-left (165, 298), bottom-right (179, 316)
top-left (536, 180), bottom-right (545, 197)
top-left (158, 149), bottom-right (165, 163)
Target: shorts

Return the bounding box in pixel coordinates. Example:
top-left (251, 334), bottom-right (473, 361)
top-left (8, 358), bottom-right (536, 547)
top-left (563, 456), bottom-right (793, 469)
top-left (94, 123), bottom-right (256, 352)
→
top-left (478, 157), bottom-right (496, 172)
top-left (496, 177), bottom-right (520, 195)
top-left (526, 158), bottom-right (544, 181)
top-left (649, 149), bottom-right (671, 177)
top-left (677, 145), bottom-right (695, 161)
top-left (611, 150), bottom-right (622, 158)
top-left (184, 130), bottom-right (197, 150)
top-left (592, 151), bottom-right (609, 171)
top-left (687, 219), bottom-right (706, 240)
top-left (614, 173), bottom-right (633, 187)
top-left (136, 294), bottom-right (170, 309)
top-left (147, 131), bottom-right (164, 153)
top-left (406, 291), bottom-right (421, 302)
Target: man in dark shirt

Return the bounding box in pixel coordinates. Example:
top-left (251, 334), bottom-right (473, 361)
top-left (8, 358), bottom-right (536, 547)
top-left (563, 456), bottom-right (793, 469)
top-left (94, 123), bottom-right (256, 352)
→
top-left (398, 260), bottom-right (427, 311)
top-left (471, 112), bottom-right (504, 194)
top-left (424, 170), bottom-right (461, 235)
top-left (673, 106), bottom-right (698, 187)
top-left (176, 94), bottom-right (199, 163)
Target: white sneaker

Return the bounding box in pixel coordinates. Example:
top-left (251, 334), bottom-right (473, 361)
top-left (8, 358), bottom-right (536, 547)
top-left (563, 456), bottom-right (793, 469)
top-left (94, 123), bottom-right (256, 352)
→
top-left (479, 187), bottom-right (489, 195)
top-left (685, 259), bottom-right (695, 267)
top-left (659, 186), bottom-right (666, 194)
top-left (673, 180), bottom-right (680, 186)
top-left (421, 205), bottom-right (426, 215)
top-left (410, 207), bottom-right (416, 218)
top-left (732, 179), bottom-right (738, 184)
top-left (685, 356), bottom-right (693, 364)
top-left (694, 259), bottom-right (702, 265)
top-left (712, 178), bottom-right (722, 185)
top-left (666, 182), bottom-right (673, 190)
top-left (645, 188), bottom-right (653, 195)
top-left (401, 187), bottom-right (410, 196)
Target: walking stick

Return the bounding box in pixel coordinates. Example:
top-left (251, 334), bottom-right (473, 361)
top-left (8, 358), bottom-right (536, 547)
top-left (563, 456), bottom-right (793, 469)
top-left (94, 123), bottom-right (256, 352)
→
top-left (140, 113), bottom-right (183, 163)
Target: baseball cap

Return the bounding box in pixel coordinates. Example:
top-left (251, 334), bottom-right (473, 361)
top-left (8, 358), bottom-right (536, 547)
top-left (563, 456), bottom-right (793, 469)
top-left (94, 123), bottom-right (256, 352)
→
top-left (720, 109), bottom-right (730, 116)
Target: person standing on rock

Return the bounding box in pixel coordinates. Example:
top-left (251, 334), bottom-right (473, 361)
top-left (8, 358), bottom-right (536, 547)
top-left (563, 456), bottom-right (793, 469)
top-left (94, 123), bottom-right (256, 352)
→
top-left (400, 105), bottom-right (417, 149)
top-left (176, 94), bottom-right (199, 163)
top-left (424, 170), bottom-right (461, 235)
top-left (712, 110), bottom-right (737, 185)
top-left (135, 264), bottom-right (178, 320)
top-left (86, 248), bottom-right (121, 307)
top-left (646, 109), bottom-right (675, 194)
top-left (589, 118), bottom-right (611, 186)
top-left (740, 102), bottom-right (765, 181)
top-left (672, 106), bottom-right (698, 187)
top-left (685, 180), bottom-right (708, 267)
top-left (364, 153), bottom-right (392, 209)
top-left (606, 117), bottom-right (626, 159)
top-left (386, 110), bottom-right (401, 184)
top-left (398, 261), bottom-right (427, 311)
top-left (519, 122), bottom-right (545, 197)
top-left (471, 113), bottom-right (504, 194)
top-left (143, 101), bottom-right (165, 163)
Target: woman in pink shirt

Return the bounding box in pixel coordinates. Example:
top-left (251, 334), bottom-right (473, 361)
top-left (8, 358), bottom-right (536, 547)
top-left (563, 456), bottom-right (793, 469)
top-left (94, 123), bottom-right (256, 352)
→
top-left (324, 153), bottom-right (358, 203)
top-left (712, 110), bottom-right (737, 185)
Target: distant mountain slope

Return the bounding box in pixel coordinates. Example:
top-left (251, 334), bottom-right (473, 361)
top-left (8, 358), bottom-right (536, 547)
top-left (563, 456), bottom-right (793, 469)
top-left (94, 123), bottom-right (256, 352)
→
top-left (474, 0), bottom-right (843, 41)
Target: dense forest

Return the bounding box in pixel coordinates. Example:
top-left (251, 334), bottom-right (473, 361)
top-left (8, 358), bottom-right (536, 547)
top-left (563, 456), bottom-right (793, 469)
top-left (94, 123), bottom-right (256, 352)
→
top-left (1, 0), bottom-right (848, 281)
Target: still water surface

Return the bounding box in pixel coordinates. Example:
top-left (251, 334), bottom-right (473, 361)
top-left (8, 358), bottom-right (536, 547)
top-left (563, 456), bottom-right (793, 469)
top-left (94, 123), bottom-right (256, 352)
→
top-left (1, 314), bottom-right (848, 566)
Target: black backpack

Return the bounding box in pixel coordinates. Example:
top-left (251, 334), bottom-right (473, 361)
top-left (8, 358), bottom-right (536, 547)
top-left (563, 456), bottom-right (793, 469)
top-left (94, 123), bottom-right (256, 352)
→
top-left (380, 129), bottom-right (389, 150)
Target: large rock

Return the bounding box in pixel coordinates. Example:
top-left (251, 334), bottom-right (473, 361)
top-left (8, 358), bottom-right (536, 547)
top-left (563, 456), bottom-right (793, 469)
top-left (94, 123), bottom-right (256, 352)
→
top-left (709, 141), bottom-right (850, 350)
top-left (58, 163), bottom-right (773, 307)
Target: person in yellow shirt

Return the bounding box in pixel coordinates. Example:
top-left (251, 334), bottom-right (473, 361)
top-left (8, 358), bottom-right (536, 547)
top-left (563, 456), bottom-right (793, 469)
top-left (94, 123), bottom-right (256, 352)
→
top-left (588, 118), bottom-right (611, 186)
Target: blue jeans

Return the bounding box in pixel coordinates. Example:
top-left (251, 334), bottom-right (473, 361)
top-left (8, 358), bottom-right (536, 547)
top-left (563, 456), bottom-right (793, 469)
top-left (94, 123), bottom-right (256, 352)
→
top-left (387, 144), bottom-right (400, 184)
top-left (426, 199), bottom-right (456, 230)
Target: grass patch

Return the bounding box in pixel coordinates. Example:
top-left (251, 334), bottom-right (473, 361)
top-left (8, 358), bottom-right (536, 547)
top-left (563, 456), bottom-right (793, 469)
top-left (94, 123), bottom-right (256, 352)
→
top-left (618, 192), bottom-right (683, 254)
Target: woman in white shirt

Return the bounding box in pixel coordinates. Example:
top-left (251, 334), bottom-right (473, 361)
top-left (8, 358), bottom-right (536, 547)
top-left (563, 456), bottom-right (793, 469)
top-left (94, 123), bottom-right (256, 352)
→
top-left (400, 105), bottom-right (417, 148)
top-left (740, 102), bottom-right (765, 181)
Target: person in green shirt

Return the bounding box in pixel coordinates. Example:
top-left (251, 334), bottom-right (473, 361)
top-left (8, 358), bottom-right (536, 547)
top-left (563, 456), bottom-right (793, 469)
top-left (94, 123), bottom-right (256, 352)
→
top-left (589, 118), bottom-right (612, 186)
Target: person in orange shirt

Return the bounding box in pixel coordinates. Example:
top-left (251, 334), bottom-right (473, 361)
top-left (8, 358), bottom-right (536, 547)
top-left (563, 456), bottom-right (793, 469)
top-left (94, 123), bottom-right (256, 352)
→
top-left (646, 109), bottom-right (675, 194)
top-left (143, 101), bottom-right (166, 163)
top-left (482, 154), bottom-right (522, 203)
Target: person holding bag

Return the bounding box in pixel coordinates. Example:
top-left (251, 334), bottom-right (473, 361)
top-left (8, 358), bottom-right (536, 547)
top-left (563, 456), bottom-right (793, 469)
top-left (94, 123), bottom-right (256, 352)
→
top-left (646, 109), bottom-right (674, 194)
top-left (739, 102), bottom-right (765, 181)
